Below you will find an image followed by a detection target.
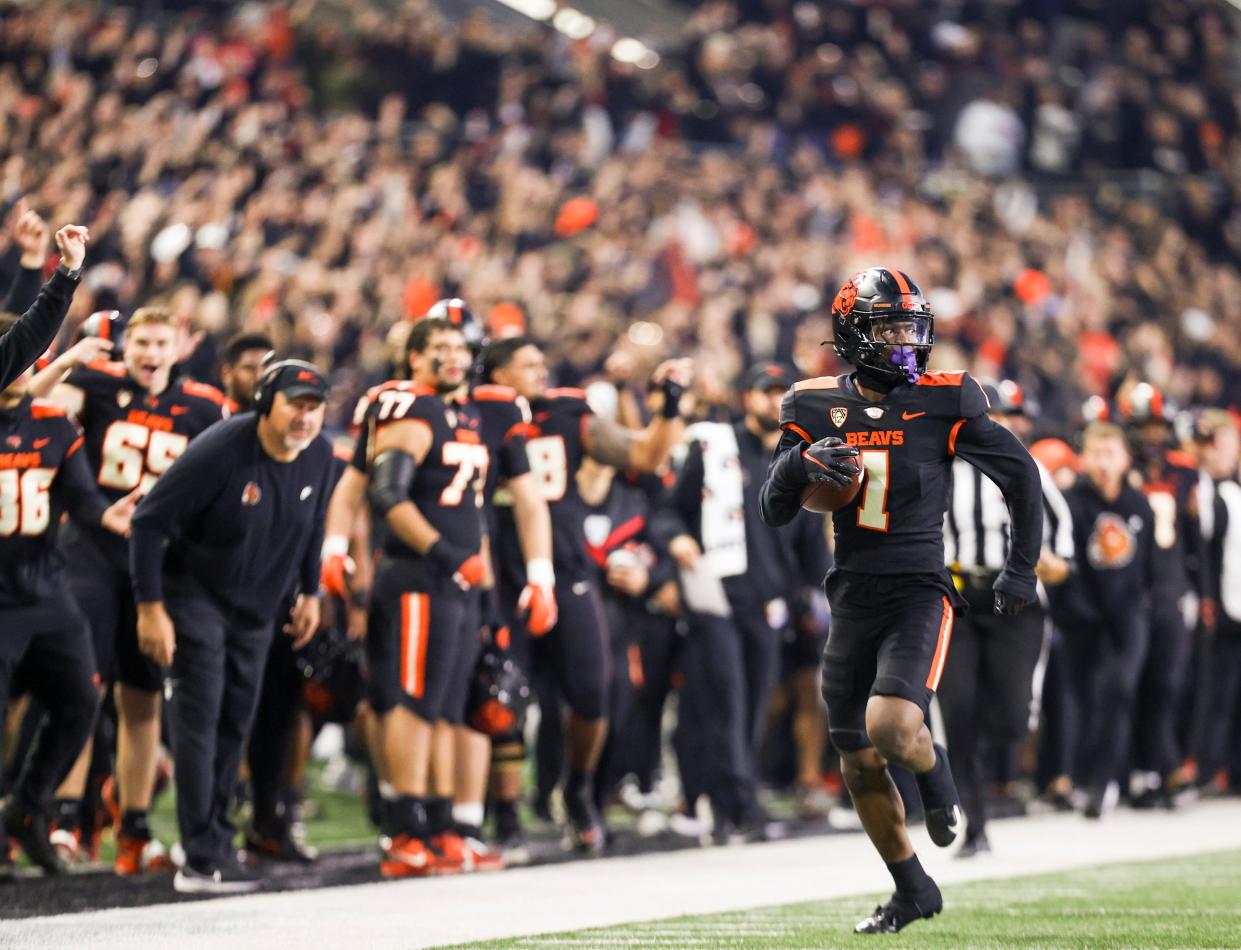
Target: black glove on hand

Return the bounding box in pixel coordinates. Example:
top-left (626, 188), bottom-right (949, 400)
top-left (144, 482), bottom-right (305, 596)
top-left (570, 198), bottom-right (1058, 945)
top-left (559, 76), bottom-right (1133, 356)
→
top-left (802, 437), bottom-right (860, 488)
top-left (993, 589), bottom-right (1030, 616)
top-left (659, 376), bottom-right (686, 419)
top-left (992, 570), bottom-right (1035, 616)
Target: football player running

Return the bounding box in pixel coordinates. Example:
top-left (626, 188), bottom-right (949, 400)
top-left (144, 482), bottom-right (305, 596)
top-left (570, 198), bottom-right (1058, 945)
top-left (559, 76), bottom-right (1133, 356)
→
top-left (760, 267), bottom-right (1043, 934)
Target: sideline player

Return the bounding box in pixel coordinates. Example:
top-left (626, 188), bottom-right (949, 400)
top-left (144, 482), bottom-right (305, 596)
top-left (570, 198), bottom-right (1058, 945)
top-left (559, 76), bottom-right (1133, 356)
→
top-left (760, 267), bottom-right (1042, 934)
top-left (1115, 383), bottom-right (1200, 805)
top-left (0, 314), bottom-right (137, 875)
top-left (481, 338), bottom-right (691, 851)
top-left (48, 307), bottom-right (227, 874)
top-left (349, 317), bottom-right (490, 876)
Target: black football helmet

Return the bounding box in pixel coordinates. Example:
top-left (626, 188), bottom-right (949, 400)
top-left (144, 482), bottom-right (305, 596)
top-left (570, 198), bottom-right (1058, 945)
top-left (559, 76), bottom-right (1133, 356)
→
top-left (831, 267), bottom-right (934, 384)
top-left (985, 379), bottom-right (1033, 416)
top-left (295, 628), bottom-right (366, 724)
top-left (426, 298), bottom-right (486, 352)
top-left (1116, 382), bottom-right (1171, 425)
top-left (466, 641), bottom-right (531, 737)
top-left (76, 309), bottom-right (126, 350)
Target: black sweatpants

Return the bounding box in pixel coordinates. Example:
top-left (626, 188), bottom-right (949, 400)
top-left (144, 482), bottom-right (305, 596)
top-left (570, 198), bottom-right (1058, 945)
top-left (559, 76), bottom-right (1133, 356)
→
top-left (247, 597), bottom-right (299, 832)
top-left (165, 575), bottom-right (271, 868)
top-left (1063, 615), bottom-right (1150, 791)
top-left (674, 600), bottom-right (781, 826)
top-left (937, 575), bottom-right (1045, 836)
top-left (0, 591), bottom-right (99, 812)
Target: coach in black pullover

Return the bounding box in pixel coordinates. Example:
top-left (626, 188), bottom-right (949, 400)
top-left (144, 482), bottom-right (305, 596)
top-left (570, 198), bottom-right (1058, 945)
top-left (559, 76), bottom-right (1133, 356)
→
top-left (129, 359), bottom-right (333, 892)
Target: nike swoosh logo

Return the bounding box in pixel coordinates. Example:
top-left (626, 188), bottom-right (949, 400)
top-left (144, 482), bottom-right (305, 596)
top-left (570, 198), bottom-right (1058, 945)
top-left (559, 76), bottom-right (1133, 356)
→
top-left (170, 406), bottom-right (189, 415)
top-left (902, 411), bottom-right (927, 420)
top-left (34, 438), bottom-right (50, 448)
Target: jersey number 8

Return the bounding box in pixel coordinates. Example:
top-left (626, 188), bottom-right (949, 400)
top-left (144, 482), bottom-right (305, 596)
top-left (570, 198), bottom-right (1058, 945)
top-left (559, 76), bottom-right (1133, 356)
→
top-left (526, 436), bottom-right (567, 502)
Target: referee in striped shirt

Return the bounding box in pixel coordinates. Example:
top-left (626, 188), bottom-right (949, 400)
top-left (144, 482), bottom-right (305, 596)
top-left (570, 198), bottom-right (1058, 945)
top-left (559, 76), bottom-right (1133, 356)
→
top-left (939, 380), bottom-right (1074, 857)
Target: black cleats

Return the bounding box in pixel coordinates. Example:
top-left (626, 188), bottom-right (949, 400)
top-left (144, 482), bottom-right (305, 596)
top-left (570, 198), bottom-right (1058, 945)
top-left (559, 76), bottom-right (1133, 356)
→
top-left (854, 885), bottom-right (943, 934)
top-left (956, 829), bottom-right (991, 859)
top-left (564, 790), bottom-right (606, 856)
top-left (917, 744), bottom-right (962, 847)
top-left (2, 799), bottom-right (62, 875)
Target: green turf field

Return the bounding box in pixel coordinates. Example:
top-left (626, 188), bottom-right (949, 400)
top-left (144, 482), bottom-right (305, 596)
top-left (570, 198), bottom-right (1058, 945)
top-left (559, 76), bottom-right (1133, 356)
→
top-left (459, 848), bottom-right (1241, 950)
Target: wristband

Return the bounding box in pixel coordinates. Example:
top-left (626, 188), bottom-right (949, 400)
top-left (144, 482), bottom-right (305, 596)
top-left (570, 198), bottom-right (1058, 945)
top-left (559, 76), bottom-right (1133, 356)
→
top-left (526, 557), bottom-right (555, 588)
top-left (322, 534), bottom-right (350, 559)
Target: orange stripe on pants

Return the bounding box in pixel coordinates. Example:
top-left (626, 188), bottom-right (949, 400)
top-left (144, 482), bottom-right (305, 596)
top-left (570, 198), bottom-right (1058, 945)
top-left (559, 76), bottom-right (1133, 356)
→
top-left (924, 596), bottom-right (954, 690)
top-left (400, 593), bottom-right (430, 698)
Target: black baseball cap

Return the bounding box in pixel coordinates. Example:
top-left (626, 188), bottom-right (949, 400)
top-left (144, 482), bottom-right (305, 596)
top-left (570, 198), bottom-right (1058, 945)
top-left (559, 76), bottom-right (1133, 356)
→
top-left (745, 362), bottom-right (796, 392)
top-left (271, 362), bottom-right (328, 403)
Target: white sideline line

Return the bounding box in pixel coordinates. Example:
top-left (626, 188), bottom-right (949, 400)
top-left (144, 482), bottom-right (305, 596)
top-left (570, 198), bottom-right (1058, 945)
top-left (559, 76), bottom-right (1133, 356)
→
top-left (5, 800), bottom-right (1241, 949)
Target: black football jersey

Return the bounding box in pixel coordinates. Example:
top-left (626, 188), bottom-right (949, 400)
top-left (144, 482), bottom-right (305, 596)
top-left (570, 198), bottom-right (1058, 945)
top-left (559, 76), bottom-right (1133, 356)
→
top-left (1132, 450), bottom-right (1200, 597)
top-left (495, 387), bottom-right (594, 585)
top-left (471, 384), bottom-right (533, 503)
top-left (67, 361), bottom-right (227, 504)
top-left (0, 397), bottom-right (109, 603)
top-left (352, 380), bottom-right (488, 556)
top-left (776, 371), bottom-right (1040, 587)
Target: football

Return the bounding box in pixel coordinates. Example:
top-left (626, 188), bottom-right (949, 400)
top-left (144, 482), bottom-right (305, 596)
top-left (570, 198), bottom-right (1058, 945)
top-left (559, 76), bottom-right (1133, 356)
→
top-left (800, 460), bottom-right (864, 512)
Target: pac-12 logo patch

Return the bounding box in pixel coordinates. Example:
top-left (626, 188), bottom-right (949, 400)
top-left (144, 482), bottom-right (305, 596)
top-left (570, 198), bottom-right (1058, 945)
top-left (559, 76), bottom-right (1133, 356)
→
top-left (831, 407), bottom-right (848, 428)
top-left (241, 481), bottom-right (262, 506)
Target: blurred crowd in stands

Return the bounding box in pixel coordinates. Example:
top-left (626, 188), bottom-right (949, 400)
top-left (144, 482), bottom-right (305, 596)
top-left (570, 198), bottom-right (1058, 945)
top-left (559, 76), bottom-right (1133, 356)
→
top-left (2, 0), bottom-right (1240, 440)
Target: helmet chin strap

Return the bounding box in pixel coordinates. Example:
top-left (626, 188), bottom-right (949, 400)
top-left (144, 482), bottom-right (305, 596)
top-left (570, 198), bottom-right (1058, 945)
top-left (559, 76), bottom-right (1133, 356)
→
top-left (854, 364), bottom-right (901, 394)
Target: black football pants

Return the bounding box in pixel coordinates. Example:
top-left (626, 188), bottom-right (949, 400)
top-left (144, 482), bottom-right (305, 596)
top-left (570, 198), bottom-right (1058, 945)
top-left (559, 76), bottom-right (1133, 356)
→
top-left (626, 615), bottom-right (680, 794)
top-left (1133, 599), bottom-right (1191, 777)
top-left (937, 575), bottom-right (1044, 836)
top-left (165, 575), bottom-right (271, 869)
top-left (0, 592), bottom-right (99, 813)
top-left (1194, 625), bottom-right (1241, 785)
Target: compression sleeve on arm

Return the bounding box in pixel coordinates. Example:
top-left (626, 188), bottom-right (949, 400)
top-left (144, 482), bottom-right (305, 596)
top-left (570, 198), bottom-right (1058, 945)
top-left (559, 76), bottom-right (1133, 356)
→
top-left (368, 449), bottom-right (418, 515)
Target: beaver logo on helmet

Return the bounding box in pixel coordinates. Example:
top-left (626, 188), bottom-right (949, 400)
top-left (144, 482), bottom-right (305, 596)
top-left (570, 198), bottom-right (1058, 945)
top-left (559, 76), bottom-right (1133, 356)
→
top-left (834, 277), bottom-right (862, 318)
top-left (830, 266), bottom-right (935, 385)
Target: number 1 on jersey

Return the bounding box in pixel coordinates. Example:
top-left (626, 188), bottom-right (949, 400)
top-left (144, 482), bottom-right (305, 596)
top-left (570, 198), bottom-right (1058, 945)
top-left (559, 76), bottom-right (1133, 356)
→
top-left (856, 449), bottom-right (890, 532)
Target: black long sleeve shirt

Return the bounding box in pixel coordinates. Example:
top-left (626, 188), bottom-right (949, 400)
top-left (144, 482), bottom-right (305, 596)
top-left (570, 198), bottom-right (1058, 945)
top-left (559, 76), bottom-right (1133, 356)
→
top-left (653, 420), bottom-right (831, 608)
top-left (130, 413), bottom-right (333, 624)
top-left (0, 268), bottom-right (78, 391)
top-left (1, 265), bottom-right (44, 315)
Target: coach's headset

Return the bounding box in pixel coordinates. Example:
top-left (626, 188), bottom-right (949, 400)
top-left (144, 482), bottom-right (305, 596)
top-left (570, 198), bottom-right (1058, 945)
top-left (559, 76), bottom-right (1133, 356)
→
top-left (253, 354), bottom-right (326, 416)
